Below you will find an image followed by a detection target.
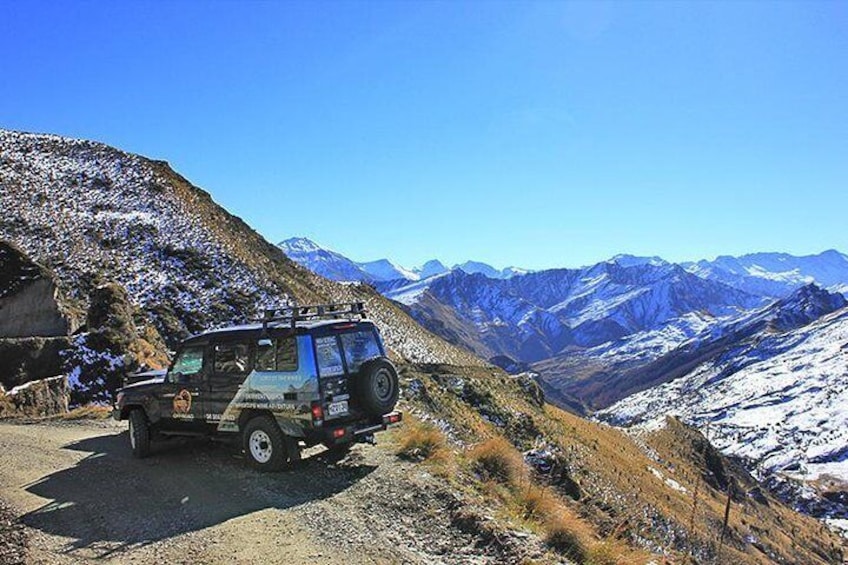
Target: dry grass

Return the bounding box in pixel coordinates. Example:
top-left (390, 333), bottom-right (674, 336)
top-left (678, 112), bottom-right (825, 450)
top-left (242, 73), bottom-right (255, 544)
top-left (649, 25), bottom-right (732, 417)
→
top-left (60, 405), bottom-right (112, 420)
top-left (517, 483), bottom-right (560, 522)
top-left (543, 510), bottom-right (593, 562)
top-left (396, 419), bottom-right (447, 460)
top-left (464, 435), bottom-right (643, 565)
top-left (393, 417), bottom-right (456, 477)
top-left (468, 436), bottom-right (527, 484)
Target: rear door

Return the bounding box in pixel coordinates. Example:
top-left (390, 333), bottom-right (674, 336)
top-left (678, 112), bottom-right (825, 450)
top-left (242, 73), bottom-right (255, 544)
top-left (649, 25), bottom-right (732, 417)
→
top-left (204, 339), bottom-right (253, 430)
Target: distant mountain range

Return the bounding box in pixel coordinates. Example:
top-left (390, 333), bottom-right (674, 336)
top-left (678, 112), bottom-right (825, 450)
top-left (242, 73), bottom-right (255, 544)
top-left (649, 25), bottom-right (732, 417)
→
top-left (279, 237), bottom-right (848, 369)
top-left (278, 237), bottom-right (525, 282)
top-left (683, 250), bottom-right (848, 298)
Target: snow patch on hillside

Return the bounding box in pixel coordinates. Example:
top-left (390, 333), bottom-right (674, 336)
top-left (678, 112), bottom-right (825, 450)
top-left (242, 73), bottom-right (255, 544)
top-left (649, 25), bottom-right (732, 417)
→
top-left (601, 308), bottom-right (848, 485)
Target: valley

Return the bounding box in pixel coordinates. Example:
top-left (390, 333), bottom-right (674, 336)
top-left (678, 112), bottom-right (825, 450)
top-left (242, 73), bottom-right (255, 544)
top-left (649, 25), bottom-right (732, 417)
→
top-left (1, 127), bottom-right (846, 563)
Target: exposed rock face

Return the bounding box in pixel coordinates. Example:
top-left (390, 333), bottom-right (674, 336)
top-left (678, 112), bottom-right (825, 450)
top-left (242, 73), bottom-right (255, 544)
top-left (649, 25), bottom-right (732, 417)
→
top-left (0, 375), bottom-right (69, 417)
top-left (0, 241), bottom-right (75, 338)
top-left (0, 337), bottom-right (71, 390)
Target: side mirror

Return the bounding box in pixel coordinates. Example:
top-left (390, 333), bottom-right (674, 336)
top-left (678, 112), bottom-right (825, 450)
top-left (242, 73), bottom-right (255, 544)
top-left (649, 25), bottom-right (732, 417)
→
top-left (170, 371), bottom-right (185, 384)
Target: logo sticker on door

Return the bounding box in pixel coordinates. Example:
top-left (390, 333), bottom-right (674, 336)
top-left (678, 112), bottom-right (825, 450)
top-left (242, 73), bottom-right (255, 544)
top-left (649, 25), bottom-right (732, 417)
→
top-left (173, 389), bottom-right (193, 416)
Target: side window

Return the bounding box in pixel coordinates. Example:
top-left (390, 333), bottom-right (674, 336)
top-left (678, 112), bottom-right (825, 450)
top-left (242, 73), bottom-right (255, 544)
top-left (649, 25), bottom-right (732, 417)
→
top-left (170, 346), bottom-right (205, 380)
top-left (315, 336), bottom-right (344, 377)
top-left (256, 340), bottom-right (275, 372)
top-left (255, 337), bottom-right (298, 372)
top-left (214, 342), bottom-right (251, 374)
top-left (276, 337), bottom-right (298, 371)
top-left (339, 331), bottom-right (382, 373)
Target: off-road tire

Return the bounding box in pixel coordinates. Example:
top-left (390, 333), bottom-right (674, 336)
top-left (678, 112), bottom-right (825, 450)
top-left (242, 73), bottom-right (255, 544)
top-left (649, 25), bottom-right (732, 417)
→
top-left (356, 358), bottom-right (399, 418)
top-left (243, 415), bottom-right (293, 472)
top-left (128, 409), bottom-right (151, 459)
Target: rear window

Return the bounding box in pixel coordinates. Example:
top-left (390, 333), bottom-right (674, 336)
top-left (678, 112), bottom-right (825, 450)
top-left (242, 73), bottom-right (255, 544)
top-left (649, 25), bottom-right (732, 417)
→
top-left (315, 336), bottom-right (344, 377)
top-left (339, 330), bottom-right (382, 373)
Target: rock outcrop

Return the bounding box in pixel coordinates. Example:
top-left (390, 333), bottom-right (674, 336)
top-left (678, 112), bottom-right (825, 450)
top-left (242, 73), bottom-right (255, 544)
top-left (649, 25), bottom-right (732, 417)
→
top-left (0, 241), bottom-right (76, 338)
top-left (0, 375), bottom-right (69, 417)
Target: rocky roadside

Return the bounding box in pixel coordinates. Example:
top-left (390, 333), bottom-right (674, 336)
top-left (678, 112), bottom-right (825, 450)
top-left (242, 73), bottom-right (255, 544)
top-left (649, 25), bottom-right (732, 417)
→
top-left (0, 500), bottom-right (27, 565)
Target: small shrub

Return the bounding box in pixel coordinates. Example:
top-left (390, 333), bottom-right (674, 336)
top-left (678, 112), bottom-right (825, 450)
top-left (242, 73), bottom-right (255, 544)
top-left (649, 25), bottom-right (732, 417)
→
top-left (468, 436), bottom-right (526, 485)
top-left (397, 421), bottom-right (446, 462)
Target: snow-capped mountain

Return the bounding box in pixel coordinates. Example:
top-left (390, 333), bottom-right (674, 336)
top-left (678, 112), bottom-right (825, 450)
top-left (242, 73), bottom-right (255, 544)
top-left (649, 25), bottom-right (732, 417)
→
top-left (0, 128), bottom-right (482, 367)
top-left (538, 284), bottom-right (845, 410)
top-left (278, 237), bottom-right (373, 282)
top-left (278, 238), bottom-right (418, 282)
top-left (598, 285), bottom-right (848, 497)
top-left (453, 261), bottom-right (519, 279)
top-left (416, 259), bottom-right (449, 279)
top-left (683, 250), bottom-right (848, 298)
top-left (358, 259), bottom-right (420, 282)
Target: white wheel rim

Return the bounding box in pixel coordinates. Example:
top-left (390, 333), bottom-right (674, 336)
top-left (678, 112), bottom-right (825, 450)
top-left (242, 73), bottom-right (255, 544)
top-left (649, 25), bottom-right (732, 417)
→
top-left (129, 419), bottom-right (137, 450)
top-left (249, 430), bottom-right (273, 463)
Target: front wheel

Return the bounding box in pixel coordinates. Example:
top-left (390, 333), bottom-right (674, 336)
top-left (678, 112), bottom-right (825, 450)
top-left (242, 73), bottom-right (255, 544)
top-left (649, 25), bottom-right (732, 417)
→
top-left (128, 409), bottom-right (151, 459)
top-left (243, 415), bottom-right (296, 472)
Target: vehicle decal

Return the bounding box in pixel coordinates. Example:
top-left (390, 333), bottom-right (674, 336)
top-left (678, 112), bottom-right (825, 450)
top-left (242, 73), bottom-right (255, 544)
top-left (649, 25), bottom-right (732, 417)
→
top-left (216, 369), bottom-right (318, 433)
top-left (172, 389), bottom-right (192, 415)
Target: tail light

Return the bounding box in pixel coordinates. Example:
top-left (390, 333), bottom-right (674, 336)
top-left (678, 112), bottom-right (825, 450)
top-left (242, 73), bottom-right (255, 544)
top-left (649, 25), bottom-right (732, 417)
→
top-left (311, 402), bottom-right (324, 426)
top-left (385, 413), bottom-right (401, 424)
top-left (332, 428), bottom-right (346, 439)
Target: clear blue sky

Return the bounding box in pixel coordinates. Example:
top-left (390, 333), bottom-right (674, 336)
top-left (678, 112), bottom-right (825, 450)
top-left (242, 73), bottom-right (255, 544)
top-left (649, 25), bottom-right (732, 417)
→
top-left (2, 1), bottom-right (846, 270)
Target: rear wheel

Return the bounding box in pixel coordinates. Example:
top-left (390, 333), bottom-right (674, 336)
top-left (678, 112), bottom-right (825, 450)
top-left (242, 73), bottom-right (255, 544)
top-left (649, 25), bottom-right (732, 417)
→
top-left (243, 415), bottom-right (295, 472)
top-left (128, 409), bottom-right (151, 459)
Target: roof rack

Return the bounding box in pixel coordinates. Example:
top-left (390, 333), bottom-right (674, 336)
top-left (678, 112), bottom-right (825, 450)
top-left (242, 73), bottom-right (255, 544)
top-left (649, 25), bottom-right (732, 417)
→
top-left (261, 301), bottom-right (367, 330)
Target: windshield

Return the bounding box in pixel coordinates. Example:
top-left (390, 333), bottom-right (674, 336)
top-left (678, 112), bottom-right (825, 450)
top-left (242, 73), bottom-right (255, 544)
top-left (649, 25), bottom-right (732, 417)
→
top-left (169, 346), bottom-right (204, 380)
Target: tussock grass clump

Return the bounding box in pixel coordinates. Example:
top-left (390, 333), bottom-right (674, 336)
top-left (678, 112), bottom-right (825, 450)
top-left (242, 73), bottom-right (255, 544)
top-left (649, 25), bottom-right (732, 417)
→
top-left (469, 436), bottom-right (526, 484)
top-left (543, 511), bottom-right (593, 562)
top-left (517, 483), bottom-right (559, 522)
top-left (396, 420), bottom-right (447, 462)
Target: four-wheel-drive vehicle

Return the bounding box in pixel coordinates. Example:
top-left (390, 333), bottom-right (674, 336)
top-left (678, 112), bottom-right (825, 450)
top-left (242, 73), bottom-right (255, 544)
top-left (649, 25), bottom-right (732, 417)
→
top-left (113, 302), bottom-right (402, 471)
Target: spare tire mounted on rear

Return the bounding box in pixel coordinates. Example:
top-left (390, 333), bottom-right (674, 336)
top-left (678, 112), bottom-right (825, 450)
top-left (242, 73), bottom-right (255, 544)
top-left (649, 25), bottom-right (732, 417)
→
top-left (356, 358), bottom-right (399, 417)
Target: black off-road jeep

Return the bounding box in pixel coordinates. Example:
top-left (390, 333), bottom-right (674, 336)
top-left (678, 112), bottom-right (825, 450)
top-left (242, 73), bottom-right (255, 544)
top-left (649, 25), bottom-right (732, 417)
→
top-left (113, 302), bottom-right (402, 471)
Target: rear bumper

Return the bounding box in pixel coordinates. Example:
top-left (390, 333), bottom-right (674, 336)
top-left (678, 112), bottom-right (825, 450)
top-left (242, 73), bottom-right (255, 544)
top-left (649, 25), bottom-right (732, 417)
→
top-left (324, 411), bottom-right (403, 445)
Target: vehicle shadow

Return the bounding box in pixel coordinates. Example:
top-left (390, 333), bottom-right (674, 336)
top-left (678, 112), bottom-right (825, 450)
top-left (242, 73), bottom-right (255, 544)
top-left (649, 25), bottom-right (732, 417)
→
top-left (21, 431), bottom-right (376, 558)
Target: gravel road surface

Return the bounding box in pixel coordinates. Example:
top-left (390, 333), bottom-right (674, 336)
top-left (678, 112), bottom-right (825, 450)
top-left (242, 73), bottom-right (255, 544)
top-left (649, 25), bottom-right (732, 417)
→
top-left (0, 420), bottom-right (542, 565)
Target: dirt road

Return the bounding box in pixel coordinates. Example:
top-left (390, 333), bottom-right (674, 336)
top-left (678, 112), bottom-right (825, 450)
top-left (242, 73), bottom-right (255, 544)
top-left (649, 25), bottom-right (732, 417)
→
top-left (0, 420), bottom-right (537, 564)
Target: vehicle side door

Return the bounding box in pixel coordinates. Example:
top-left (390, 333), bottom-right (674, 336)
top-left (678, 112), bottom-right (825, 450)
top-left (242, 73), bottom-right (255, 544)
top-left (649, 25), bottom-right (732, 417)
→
top-left (158, 344), bottom-right (207, 431)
